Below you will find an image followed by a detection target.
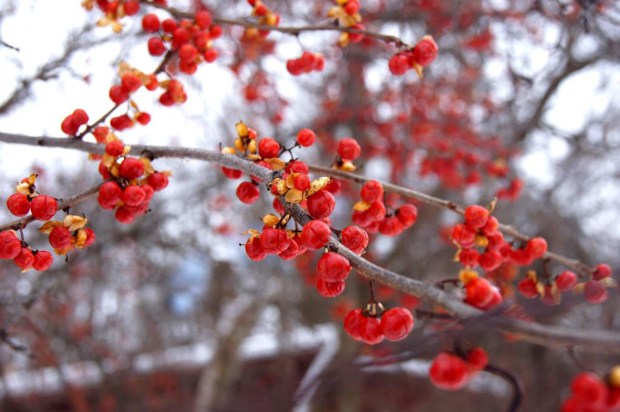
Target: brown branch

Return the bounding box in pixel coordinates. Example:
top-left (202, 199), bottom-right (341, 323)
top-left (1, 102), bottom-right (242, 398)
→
top-left (307, 164), bottom-right (592, 275)
top-left (0, 133), bottom-right (619, 353)
top-left (0, 182), bottom-right (101, 232)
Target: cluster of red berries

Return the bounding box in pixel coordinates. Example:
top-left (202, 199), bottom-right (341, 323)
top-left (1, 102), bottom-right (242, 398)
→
top-left (142, 10), bottom-right (221, 75)
top-left (40, 215), bottom-right (96, 256)
top-left (388, 35), bottom-right (438, 77)
top-left (452, 204), bottom-right (549, 273)
top-left (242, 0), bottom-right (280, 39)
top-left (429, 347), bottom-right (488, 390)
top-left (459, 269), bottom-right (503, 310)
top-left (6, 175), bottom-right (58, 221)
top-left (0, 230), bottom-right (53, 272)
top-left (518, 269), bottom-right (577, 305)
top-left (286, 52), bottom-right (325, 76)
top-left (327, 0), bottom-right (365, 47)
top-left (344, 302), bottom-right (414, 344)
top-left (61, 109), bottom-right (90, 136)
top-left (577, 264), bottom-right (615, 304)
top-left (82, 0), bottom-right (144, 32)
top-left (244, 225), bottom-right (307, 262)
top-left (562, 368), bottom-right (620, 412)
top-left (94, 129), bottom-right (169, 224)
top-left (352, 180), bottom-right (418, 236)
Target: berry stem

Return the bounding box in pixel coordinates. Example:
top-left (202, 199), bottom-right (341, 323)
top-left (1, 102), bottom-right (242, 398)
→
top-left (483, 363), bottom-right (524, 412)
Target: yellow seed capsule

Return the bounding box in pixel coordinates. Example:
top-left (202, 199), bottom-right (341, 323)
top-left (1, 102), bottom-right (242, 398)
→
top-left (234, 138), bottom-right (245, 151)
top-left (459, 269), bottom-right (479, 285)
top-left (610, 365), bottom-right (620, 388)
top-left (236, 121), bottom-right (249, 138)
top-left (221, 146), bottom-right (236, 155)
top-left (262, 214), bottom-right (280, 228)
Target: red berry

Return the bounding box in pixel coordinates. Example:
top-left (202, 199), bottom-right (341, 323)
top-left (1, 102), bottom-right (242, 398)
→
top-left (32, 250), bottom-right (53, 271)
top-left (278, 237), bottom-right (302, 260)
top-left (0, 231), bottom-right (22, 259)
top-left (464, 205), bottom-right (489, 229)
top-left (222, 167), bottom-right (243, 179)
top-left (396, 204), bottom-right (418, 227)
top-left (236, 182), bottom-right (260, 204)
top-left (6, 193), bottom-right (30, 217)
top-left (517, 277), bottom-right (538, 299)
top-left (14, 247), bottom-right (34, 270)
top-left (148, 37), bottom-right (166, 56)
top-left (142, 13), bottom-right (160, 32)
top-left (121, 73), bottom-right (142, 93)
top-left (317, 251), bottom-right (351, 282)
top-left (258, 138), bottom-right (280, 159)
top-left (479, 250), bottom-right (502, 271)
top-left (429, 352), bottom-right (469, 390)
top-left (525, 237), bottom-right (547, 259)
top-left (49, 226), bottom-right (73, 250)
top-left (412, 35), bottom-right (438, 67)
top-left (105, 140), bottom-right (124, 157)
top-left (592, 263), bottom-right (612, 281)
top-left (195, 10), bottom-right (212, 29)
top-left (451, 224), bottom-right (476, 248)
top-left (379, 216), bottom-right (404, 236)
top-left (381, 307), bottom-right (414, 341)
top-left (584, 280), bottom-right (607, 304)
top-left (115, 206), bottom-right (137, 224)
top-left (161, 18), bottom-right (177, 33)
top-left (71, 109), bottom-right (89, 125)
top-left (147, 172), bottom-right (169, 191)
top-left (286, 160), bottom-right (309, 174)
top-left (203, 48), bottom-right (218, 63)
top-left (366, 201), bottom-right (386, 221)
top-left (340, 225), bottom-right (368, 254)
top-left (316, 277), bottom-right (345, 298)
top-left (344, 308), bottom-right (363, 340)
top-left (30, 195), bottom-right (58, 221)
top-left (344, 1), bottom-right (360, 15)
top-left (360, 180), bottom-right (383, 203)
top-left (358, 316), bottom-right (384, 344)
top-left (466, 347), bottom-right (488, 371)
top-left (109, 84), bottom-right (129, 104)
top-left (300, 220), bottom-right (331, 250)
top-left (388, 53), bottom-right (409, 75)
top-left (296, 128), bottom-right (316, 147)
top-left (136, 112), bottom-right (151, 125)
top-left (293, 174), bottom-right (311, 191)
top-left (110, 114), bottom-right (133, 130)
top-left (122, 185), bottom-right (146, 207)
top-left (464, 277), bottom-right (502, 310)
top-left (259, 228), bottom-right (291, 254)
top-left (337, 138), bottom-right (361, 161)
top-left (458, 248), bottom-right (479, 267)
top-left (98, 181), bottom-right (123, 209)
top-left (123, 0), bottom-right (140, 15)
top-left (118, 157), bottom-right (145, 180)
top-left (307, 190), bottom-right (336, 219)
top-left (245, 238), bottom-right (266, 261)
top-left (570, 372), bottom-right (608, 404)
top-left (556, 271), bottom-right (577, 292)
top-left (178, 43), bottom-right (198, 63)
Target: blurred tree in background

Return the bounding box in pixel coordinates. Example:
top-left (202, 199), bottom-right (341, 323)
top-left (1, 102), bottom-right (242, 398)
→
top-left (0, 0), bottom-right (620, 411)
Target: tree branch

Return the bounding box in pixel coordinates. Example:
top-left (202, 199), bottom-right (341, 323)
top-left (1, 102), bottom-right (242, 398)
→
top-left (0, 133), bottom-right (618, 353)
